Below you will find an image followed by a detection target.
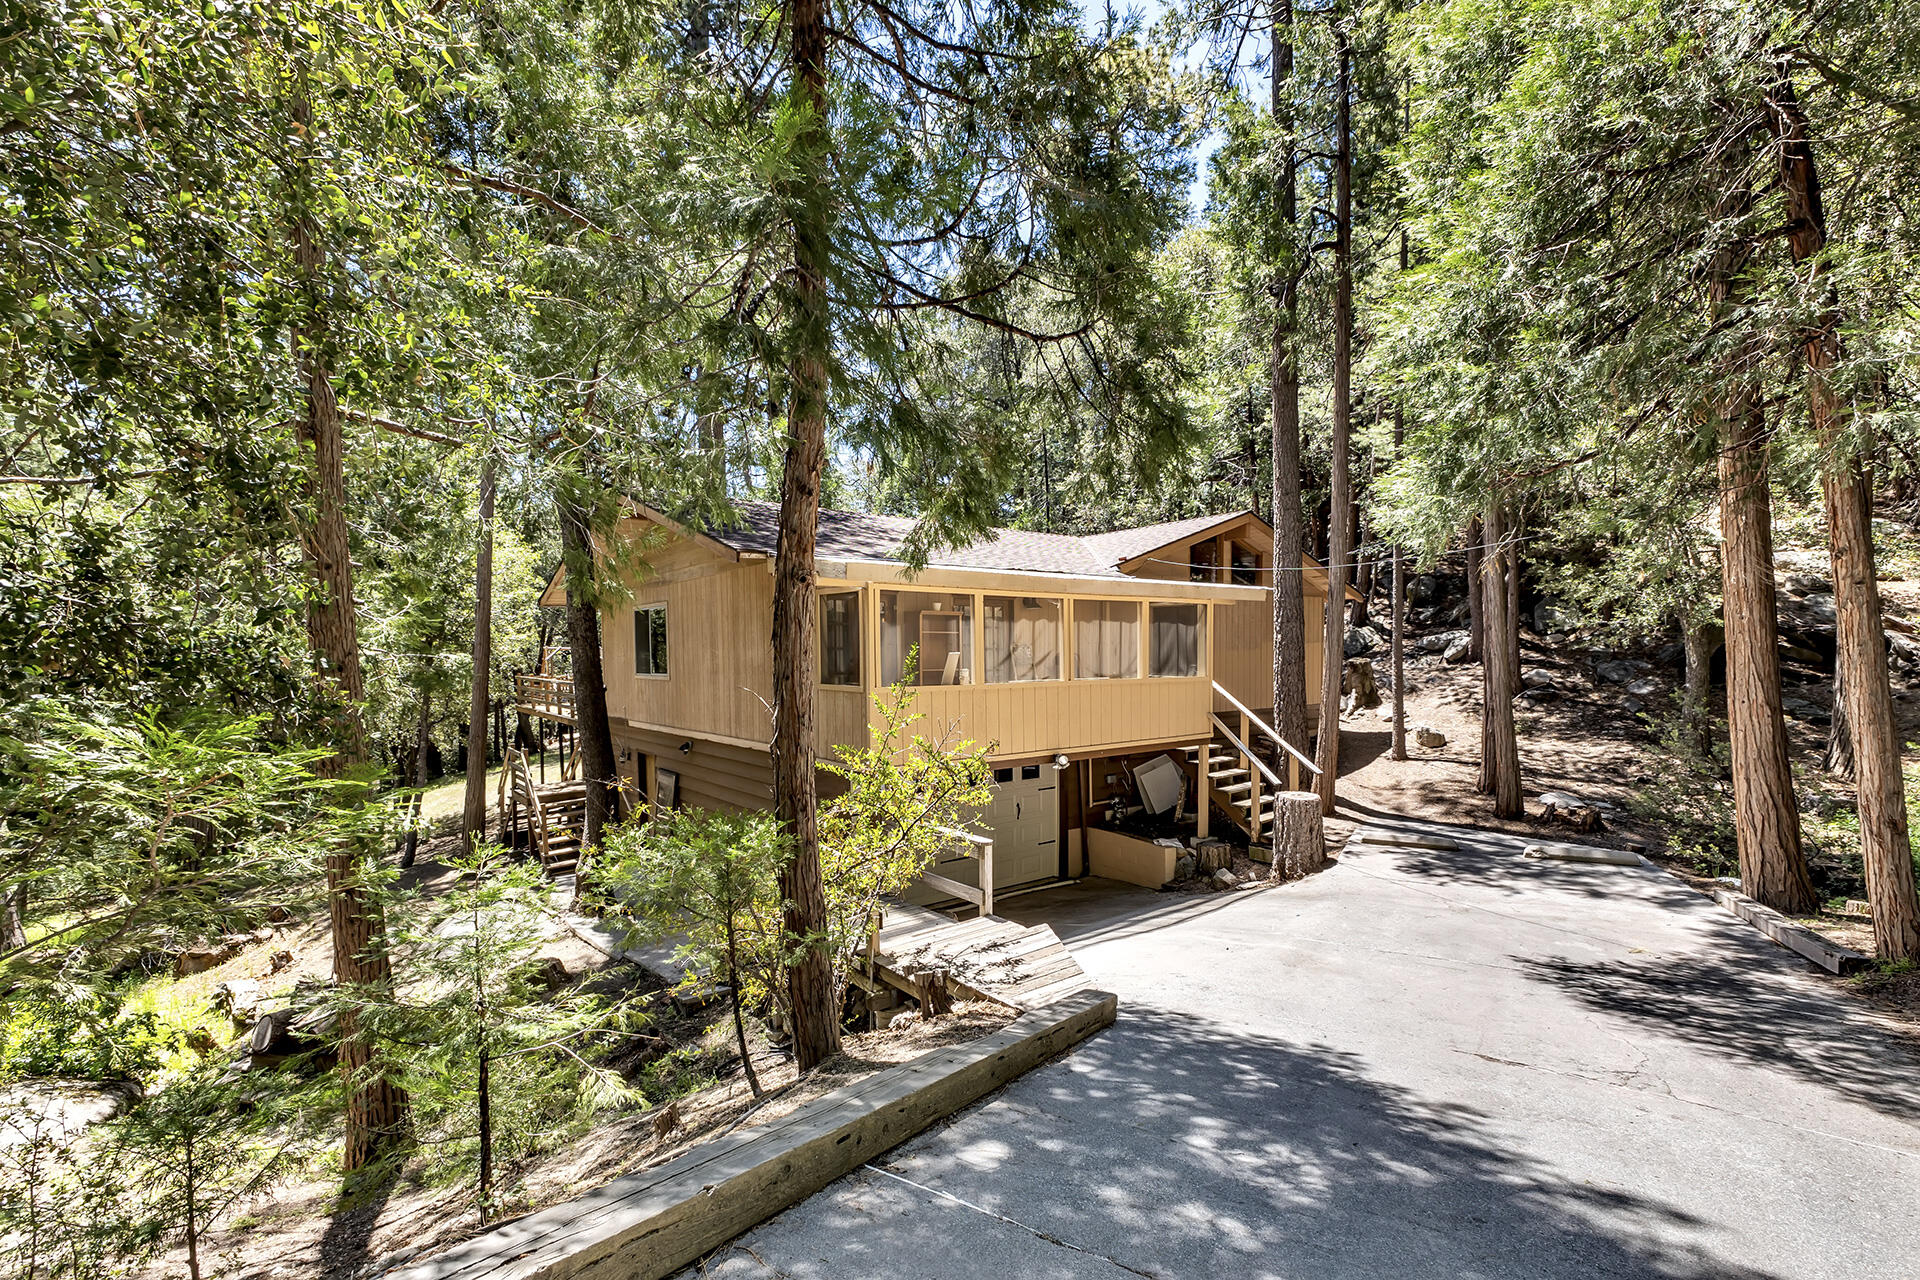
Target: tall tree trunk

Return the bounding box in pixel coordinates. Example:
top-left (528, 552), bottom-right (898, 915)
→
top-left (1505, 510), bottom-right (1521, 679)
top-left (1719, 401), bottom-right (1813, 912)
top-left (1682, 619), bottom-right (1717, 759)
top-left (1313, 26), bottom-right (1352, 817)
top-left (1269, 0), bottom-right (1309, 761)
top-left (774, 0), bottom-right (841, 1073)
top-left (556, 496), bottom-right (617, 854)
top-left (288, 97), bottom-right (408, 1170)
top-left (463, 459), bottom-right (495, 846)
top-left (1769, 69), bottom-right (1920, 956)
top-left (1463, 520), bottom-right (1484, 663)
top-left (1824, 663), bottom-right (1855, 781)
top-left (402, 693), bottom-right (430, 868)
top-left (1390, 406), bottom-right (1407, 762)
top-left (1482, 500), bottom-right (1523, 816)
top-left (1710, 132), bottom-right (1817, 913)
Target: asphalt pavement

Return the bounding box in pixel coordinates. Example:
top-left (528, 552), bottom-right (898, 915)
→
top-left (683, 821), bottom-right (1920, 1279)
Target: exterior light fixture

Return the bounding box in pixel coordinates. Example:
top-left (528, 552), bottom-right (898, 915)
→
top-left (679, 740), bottom-right (693, 755)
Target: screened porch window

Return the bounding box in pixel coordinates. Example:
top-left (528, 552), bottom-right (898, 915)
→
top-left (1072, 600), bottom-right (1139, 680)
top-left (879, 590), bottom-right (975, 686)
top-left (820, 591), bottom-right (860, 687)
top-left (634, 604), bottom-right (668, 676)
top-left (1149, 603), bottom-right (1206, 678)
top-left (983, 596), bottom-right (1062, 683)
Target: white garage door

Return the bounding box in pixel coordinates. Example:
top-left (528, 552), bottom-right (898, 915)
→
top-left (982, 764), bottom-right (1060, 889)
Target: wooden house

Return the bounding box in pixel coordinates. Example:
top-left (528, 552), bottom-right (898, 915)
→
top-left (528, 501), bottom-right (1339, 900)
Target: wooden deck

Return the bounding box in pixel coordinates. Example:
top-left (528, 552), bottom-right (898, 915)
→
top-left (871, 902), bottom-right (1090, 1012)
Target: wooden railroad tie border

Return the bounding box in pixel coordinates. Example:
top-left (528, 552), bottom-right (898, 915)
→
top-left (385, 988), bottom-right (1119, 1280)
top-left (1711, 888), bottom-right (1872, 977)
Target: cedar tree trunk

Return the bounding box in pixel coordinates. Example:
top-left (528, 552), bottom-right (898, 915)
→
top-left (463, 459), bottom-right (495, 845)
top-left (1481, 500), bottom-right (1522, 816)
top-left (1313, 28), bottom-right (1352, 817)
top-left (1268, 0), bottom-right (1309, 760)
top-left (288, 108), bottom-right (408, 1169)
top-left (1769, 68), bottom-right (1920, 956)
top-left (556, 497), bottom-right (617, 854)
top-left (773, 0), bottom-right (842, 1073)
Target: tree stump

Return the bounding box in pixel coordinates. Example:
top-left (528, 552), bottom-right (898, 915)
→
top-left (911, 967), bottom-right (953, 1018)
top-left (1341, 658), bottom-right (1381, 713)
top-left (1269, 791), bottom-right (1324, 879)
top-left (1195, 839), bottom-right (1232, 874)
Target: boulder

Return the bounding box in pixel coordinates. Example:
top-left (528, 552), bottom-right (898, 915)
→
top-left (1417, 629), bottom-right (1463, 653)
top-left (1514, 689), bottom-right (1555, 709)
top-left (1212, 868), bottom-right (1239, 888)
top-left (1173, 855), bottom-right (1197, 881)
top-left (1521, 669), bottom-right (1556, 690)
top-left (1415, 724), bottom-right (1447, 749)
top-left (1622, 697), bottom-right (1646, 714)
top-left (1409, 574), bottom-right (1445, 606)
top-left (1442, 636), bottom-right (1472, 664)
top-left (1624, 677), bottom-right (1659, 697)
top-left (1532, 602), bottom-right (1573, 634)
top-left (1782, 697), bottom-right (1831, 724)
top-left (1784, 573), bottom-right (1832, 597)
top-left (1594, 660), bottom-right (1645, 684)
top-left (1344, 626), bottom-right (1383, 658)
top-left (1888, 634), bottom-right (1920, 669)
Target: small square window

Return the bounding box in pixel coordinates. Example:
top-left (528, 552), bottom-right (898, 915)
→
top-left (993, 767), bottom-right (1014, 784)
top-left (1021, 764), bottom-right (1041, 780)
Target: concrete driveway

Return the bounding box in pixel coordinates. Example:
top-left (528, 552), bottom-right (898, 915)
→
top-left (688, 823), bottom-right (1920, 1279)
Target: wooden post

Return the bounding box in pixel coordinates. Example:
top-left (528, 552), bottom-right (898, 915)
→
top-left (1195, 744), bottom-right (1210, 839)
top-left (979, 838), bottom-right (994, 917)
top-left (1242, 711), bottom-right (1262, 844)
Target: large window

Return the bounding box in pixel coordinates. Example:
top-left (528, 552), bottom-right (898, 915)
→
top-left (1073, 600), bottom-right (1139, 680)
top-left (634, 604), bottom-right (668, 676)
top-left (880, 590), bottom-right (975, 686)
top-left (983, 596), bottom-right (1062, 683)
top-left (1149, 603), bottom-right (1206, 678)
top-left (820, 591), bottom-right (861, 687)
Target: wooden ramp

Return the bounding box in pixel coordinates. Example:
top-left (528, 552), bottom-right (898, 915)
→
top-left (872, 902), bottom-right (1089, 1012)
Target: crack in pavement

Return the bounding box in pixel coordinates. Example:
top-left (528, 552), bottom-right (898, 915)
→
top-left (861, 1161), bottom-right (1161, 1278)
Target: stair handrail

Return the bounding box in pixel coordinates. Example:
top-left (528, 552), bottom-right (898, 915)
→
top-left (1210, 682), bottom-right (1320, 777)
top-left (1209, 713), bottom-right (1286, 791)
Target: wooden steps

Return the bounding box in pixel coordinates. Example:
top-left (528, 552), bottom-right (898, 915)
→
top-left (870, 902), bottom-right (1090, 1013)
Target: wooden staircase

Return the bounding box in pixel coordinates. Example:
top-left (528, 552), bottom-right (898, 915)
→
top-left (1187, 741), bottom-right (1279, 843)
top-left (1186, 683), bottom-right (1322, 847)
top-left (502, 748), bottom-right (589, 880)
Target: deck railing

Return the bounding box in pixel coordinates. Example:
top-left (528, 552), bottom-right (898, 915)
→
top-left (919, 826), bottom-right (996, 917)
top-left (514, 672), bottom-right (577, 725)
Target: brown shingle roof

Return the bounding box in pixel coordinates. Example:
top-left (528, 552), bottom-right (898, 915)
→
top-left (712, 501), bottom-right (1259, 579)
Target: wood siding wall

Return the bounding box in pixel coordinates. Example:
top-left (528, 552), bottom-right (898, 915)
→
top-left (884, 676), bottom-right (1212, 761)
top-left (612, 723), bottom-right (774, 814)
top-left (1212, 599), bottom-right (1324, 717)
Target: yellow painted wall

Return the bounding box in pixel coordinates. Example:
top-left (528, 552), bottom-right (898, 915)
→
top-left (1086, 827), bottom-right (1179, 888)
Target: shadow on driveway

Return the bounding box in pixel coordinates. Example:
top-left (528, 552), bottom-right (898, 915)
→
top-left (701, 1008), bottom-right (1786, 1280)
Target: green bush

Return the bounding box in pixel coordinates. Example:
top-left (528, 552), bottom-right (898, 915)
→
top-left (0, 987), bottom-right (168, 1084)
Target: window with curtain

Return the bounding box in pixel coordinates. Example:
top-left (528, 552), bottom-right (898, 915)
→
top-left (634, 604), bottom-right (668, 676)
top-left (1072, 600), bottom-right (1139, 679)
top-left (1149, 603), bottom-right (1206, 678)
top-left (820, 591), bottom-right (860, 686)
top-left (983, 596), bottom-right (1062, 683)
top-left (879, 590), bottom-right (975, 686)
